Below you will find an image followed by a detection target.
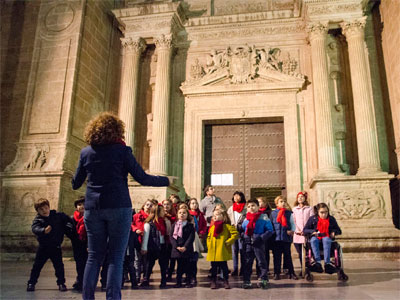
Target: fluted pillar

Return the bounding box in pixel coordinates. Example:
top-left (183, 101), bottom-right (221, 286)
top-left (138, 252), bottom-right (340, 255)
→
top-left (307, 22), bottom-right (342, 176)
top-left (119, 37), bottom-right (146, 149)
top-left (149, 34), bottom-right (173, 175)
top-left (341, 17), bottom-right (382, 175)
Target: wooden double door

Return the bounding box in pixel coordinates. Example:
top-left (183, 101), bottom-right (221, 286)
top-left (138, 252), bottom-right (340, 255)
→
top-left (204, 122), bottom-right (286, 208)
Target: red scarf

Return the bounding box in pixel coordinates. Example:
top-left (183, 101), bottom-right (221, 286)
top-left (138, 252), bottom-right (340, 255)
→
top-left (233, 202), bottom-right (246, 213)
top-left (73, 211), bottom-right (87, 241)
top-left (189, 209), bottom-right (200, 218)
top-left (213, 221), bottom-right (224, 237)
top-left (277, 208), bottom-right (288, 228)
top-left (259, 207), bottom-right (267, 213)
top-left (317, 217), bottom-right (330, 240)
top-left (116, 139), bottom-right (126, 145)
top-left (154, 218), bottom-right (167, 237)
top-left (245, 212), bottom-right (262, 236)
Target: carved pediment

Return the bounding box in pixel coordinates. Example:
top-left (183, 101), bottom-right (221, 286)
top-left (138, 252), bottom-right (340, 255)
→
top-left (182, 45), bottom-right (305, 91)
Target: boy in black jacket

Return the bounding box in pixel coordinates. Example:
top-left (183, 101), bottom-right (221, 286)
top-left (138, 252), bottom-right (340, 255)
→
top-left (27, 198), bottom-right (73, 292)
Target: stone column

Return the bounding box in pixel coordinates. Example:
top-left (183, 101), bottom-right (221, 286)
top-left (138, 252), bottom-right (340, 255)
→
top-left (307, 22), bottom-right (342, 176)
top-left (341, 17), bottom-right (382, 175)
top-left (149, 34), bottom-right (173, 175)
top-left (119, 37), bottom-right (146, 149)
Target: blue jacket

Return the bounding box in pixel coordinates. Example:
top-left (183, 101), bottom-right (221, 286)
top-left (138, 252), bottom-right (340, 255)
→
top-left (72, 144), bottom-right (169, 210)
top-left (303, 215), bottom-right (342, 237)
top-left (270, 209), bottom-right (295, 243)
top-left (240, 217), bottom-right (274, 248)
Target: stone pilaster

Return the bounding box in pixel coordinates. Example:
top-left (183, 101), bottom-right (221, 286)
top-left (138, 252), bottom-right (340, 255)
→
top-left (149, 34), bottom-right (173, 175)
top-left (307, 22), bottom-right (342, 176)
top-left (119, 37), bottom-right (146, 149)
top-left (341, 17), bottom-right (383, 175)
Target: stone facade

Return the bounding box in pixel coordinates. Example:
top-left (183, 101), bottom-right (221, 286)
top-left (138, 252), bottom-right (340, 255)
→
top-left (1, 0), bottom-right (399, 258)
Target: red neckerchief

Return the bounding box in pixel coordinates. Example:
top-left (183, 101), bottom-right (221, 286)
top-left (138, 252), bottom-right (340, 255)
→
top-left (213, 221), bottom-right (224, 237)
top-left (233, 202), bottom-right (246, 213)
top-left (154, 218), bottom-right (167, 237)
top-left (73, 211), bottom-right (87, 241)
top-left (277, 208), bottom-right (288, 227)
top-left (139, 209), bottom-right (149, 222)
top-left (317, 217), bottom-right (330, 240)
top-left (189, 209), bottom-right (200, 218)
top-left (165, 212), bottom-right (176, 224)
top-left (245, 212), bottom-right (262, 236)
top-left (115, 139), bottom-right (126, 145)
top-left (259, 207), bottom-right (267, 213)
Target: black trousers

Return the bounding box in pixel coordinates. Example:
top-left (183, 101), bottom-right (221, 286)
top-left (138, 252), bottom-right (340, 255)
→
top-left (143, 244), bottom-right (169, 284)
top-left (243, 244), bottom-right (268, 281)
top-left (28, 245), bottom-right (65, 285)
top-left (176, 257), bottom-right (191, 284)
top-left (273, 241), bottom-right (294, 275)
top-left (72, 240), bottom-right (88, 286)
top-left (294, 243), bottom-right (303, 266)
top-left (210, 261), bottom-right (229, 280)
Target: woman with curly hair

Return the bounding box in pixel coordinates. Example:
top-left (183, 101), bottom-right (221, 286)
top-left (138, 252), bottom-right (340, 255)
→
top-left (72, 112), bottom-right (170, 300)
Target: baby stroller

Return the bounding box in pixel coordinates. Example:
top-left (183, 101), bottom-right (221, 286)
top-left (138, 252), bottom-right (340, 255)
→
top-left (301, 237), bottom-right (349, 282)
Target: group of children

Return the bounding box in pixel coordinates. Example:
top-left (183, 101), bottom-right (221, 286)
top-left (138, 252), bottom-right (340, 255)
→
top-left (27, 186), bottom-right (342, 291)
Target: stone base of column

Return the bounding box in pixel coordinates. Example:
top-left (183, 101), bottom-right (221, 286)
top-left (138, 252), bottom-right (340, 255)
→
top-left (315, 168), bottom-right (345, 178)
top-left (309, 175), bottom-right (399, 258)
top-left (128, 182), bottom-right (179, 211)
top-left (356, 167), bottom-right (388, 177)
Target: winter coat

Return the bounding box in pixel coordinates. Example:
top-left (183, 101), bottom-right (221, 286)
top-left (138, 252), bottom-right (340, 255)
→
top-left (292, 206), bottom-right (314, 244)
top-left (32, 210), bottom-right (73, 247)
top-left (303, 215), bottom-right (342, 237)
top-left (189, 210), bottom-right (207, 235)
top-left (72, 144), bottom-right (169, 210)
top-left (227, 205), bottom-right (247, 226)
top-left (207, 223), bottom-right (238, 261)
top-left (240, 217), bottom-right (274, 251)
top-left (270, 209), bottom-right (295, 243)
top-left (199, 196), bottom-right (222, 225)
top-left (170, 222), bottom-right (195, 259)
top-left (131, 210), bottom-right (148, 244)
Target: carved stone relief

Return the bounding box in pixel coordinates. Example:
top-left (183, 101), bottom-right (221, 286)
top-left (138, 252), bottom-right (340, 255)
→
top-left (24, 145), bottom-right (50, 171)
top-left (326, 189), bottom-right (386, 220)
top-left (183, 45), bottom-right (304, 86)
top-left (44, 3), bottom-right (75, 32)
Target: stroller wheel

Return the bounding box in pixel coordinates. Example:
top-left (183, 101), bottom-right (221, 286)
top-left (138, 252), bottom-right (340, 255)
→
top-left (306, 274), bottom-right (314, 282)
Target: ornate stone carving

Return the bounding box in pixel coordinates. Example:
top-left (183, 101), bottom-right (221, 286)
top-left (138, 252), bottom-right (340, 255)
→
top-left (44, 3), bottom-right (75, 32)
top-left (326, 190), bottom-right (386, 220)
top-left (306, 21), bottom-right (328, 39)
top-left (121, 37), bottom-right (146, 54)
top-left (341, 17), bottom-right (367, 38)
top-left (307, 3), bottom-right (361, 16)
top-left (184, 45), bottom-right (304, 86)
top-left (24, 145), bottom-right (50, 171)
top-left (155, 34), bottom-right (173, 50)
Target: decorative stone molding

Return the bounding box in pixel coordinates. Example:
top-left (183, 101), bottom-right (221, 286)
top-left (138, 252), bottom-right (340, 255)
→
top-left (306, 21), bottom-right (328, 40)
top-left (121, 37), bottom-right (146, 54)
top-left (154, 34), bottom-right (174, 50)
top-left (340, 16), bottom-right (367, 38)
top-left (304, 0), bottom-right (363, 22)
top-left (182, 45), bottom-right (305, 88)
top-left (326, 189), bottom-right (386, 220)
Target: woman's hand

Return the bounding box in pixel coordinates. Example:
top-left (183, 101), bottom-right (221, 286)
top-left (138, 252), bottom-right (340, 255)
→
top-left (136, 229), bottom-right (143, 235)
top-left (44, 225), bottom-right (52, 234)
top-left (167, 176), bottom-right (178, 185)
top-left (287, 230), bottom-right (294, 236)
top-left (330, 232), bottom-right (335, 239)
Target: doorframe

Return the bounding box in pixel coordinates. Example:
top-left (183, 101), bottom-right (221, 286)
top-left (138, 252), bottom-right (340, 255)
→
top-left (182, 90), bottom-right (302, 201)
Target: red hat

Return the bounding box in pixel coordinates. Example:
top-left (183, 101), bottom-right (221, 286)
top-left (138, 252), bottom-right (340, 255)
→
top-left (297, 191), bottom-right (308, 200)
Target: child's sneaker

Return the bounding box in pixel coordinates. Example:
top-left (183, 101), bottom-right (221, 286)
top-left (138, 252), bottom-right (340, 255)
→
top-left (58, 284), bottom-right (67, 292)
top-left (258, 279), bottom-right (269, 289)
top-left (325, 262), bottom-right (336, 274)
top-left (242, 281), bottom-right (252, 289)
top-left (26, 284), bottom-right (35, 292)
top-left (311, 262), bottom-right (323, 273)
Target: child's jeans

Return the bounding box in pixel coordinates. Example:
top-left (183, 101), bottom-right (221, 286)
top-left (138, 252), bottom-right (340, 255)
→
top-left (273, 241), bottom-right (294, 275)
top-left (232, 239), bottom-right (245, 273)
top-left (310, 236), bottom-right (332, 264)
top-left (28, 245), bottom-right (65, 285)
top-left (243, 245), bottom-right (268, 282)
top-left (210, 261), bottom-right (229, 280)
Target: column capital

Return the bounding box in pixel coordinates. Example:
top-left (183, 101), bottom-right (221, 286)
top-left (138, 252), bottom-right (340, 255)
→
top-left (154, 34), bottom-right (174, 50)
top-left (340, 17), bottom-right (367, 39)
top-left (121, 37), bottom-right (146, 54)
top-left (306, 21), bottom-right (329, 41)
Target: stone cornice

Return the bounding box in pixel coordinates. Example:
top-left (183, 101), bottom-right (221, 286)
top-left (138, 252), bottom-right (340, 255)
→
top-left (304, 0), bottom-right (364, 23)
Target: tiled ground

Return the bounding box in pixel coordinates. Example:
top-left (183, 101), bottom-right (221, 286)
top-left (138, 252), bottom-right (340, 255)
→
top-left (1, 257), bottom-right (399, 300)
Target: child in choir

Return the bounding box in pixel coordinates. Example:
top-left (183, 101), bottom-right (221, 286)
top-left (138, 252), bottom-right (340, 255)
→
top-left (131, 199), bottom-right (154, 284)
top-left (162, 198), bottom-right (177, 281)
top-left (27, 198), bottom-right (73, 292)
top-left (71, 196), bottom-right (88, 292)
top-left (170, 207), bottom-right (195, 288)
top-left (227, 191), bottom-right (247, 276)
top-left (303, 203), bottom-right (342, 274)
top-left (256, 196), bottom-right (274, 276)
top-left (188, 198), bottom-right (207, 285)
top-left (240, 199), bottom-right (274, 289)
top-left (207, 209), bottom-right (238, 289)
top-left (292, 191), bottom-right (314, 275)
top-left (270, 195), bottom-right (298, 280)
top-left (141, 205), bottom-right (171, 288)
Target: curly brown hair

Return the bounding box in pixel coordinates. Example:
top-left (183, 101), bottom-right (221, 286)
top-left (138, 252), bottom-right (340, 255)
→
top-left (83, 112), bottom-right (125, 145)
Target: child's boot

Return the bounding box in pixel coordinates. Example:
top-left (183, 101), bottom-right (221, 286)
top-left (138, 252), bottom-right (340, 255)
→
top-left (210, 278), bottom-right (217, 289)
top-left (223, 279), bottom-right (231, 289)
top-left (26, 283), bottom-right (35, 292)
top-left (58, 284), bottom-right (67, 292)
